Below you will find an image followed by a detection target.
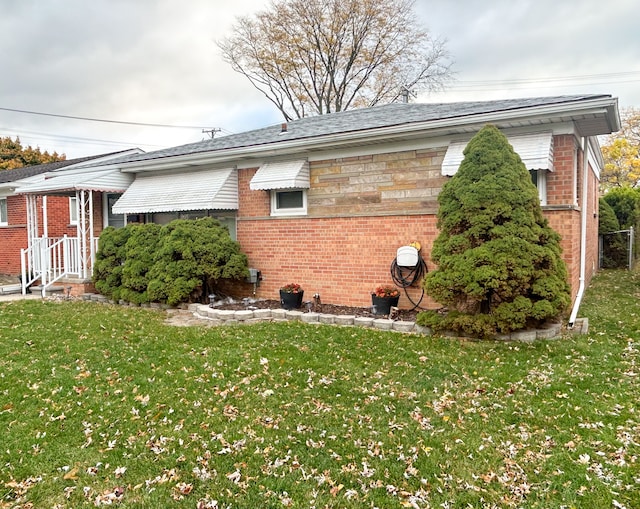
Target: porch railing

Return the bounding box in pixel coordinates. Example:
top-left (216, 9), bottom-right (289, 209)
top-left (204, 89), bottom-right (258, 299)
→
top-left (20, 235), bottom-right (98, 296)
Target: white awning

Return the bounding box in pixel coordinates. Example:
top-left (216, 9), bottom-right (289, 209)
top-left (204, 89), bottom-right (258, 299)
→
top-left (442, 132), bottom-right (554, 176)
top-left (112, 168), bottom-right (237, 214)
top-left (15, 169), bottom-right (134, 194)
top-left (250, 160), bottom-right (310, 190)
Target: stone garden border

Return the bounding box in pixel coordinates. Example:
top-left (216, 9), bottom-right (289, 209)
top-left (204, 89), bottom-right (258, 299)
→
top-left (189, 303), bottom-right (572, 341)
top-left (80, 294), bottom-right (580, 341)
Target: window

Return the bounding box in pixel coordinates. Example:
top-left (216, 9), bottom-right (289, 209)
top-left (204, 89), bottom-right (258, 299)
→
top-left (0, 198), bottom-right (7, 226)
top-left (147, 210), bottom-right (238, 240)
top-left (69, 196), bottom-right (78, 225)
top-left (105, 193), bottom-right (125, 228)
top-left (271, 189), bottom-right (307, 216)
top-left (530, 170), bottom-right (547, 205)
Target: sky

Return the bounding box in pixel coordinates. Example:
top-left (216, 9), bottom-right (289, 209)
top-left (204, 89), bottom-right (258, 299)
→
top-left (0, 0), bottom-right (638, 159)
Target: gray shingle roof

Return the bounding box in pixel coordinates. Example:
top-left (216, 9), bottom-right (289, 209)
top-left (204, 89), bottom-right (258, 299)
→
top-left (105, 94), bottom-right (611, 166)
top-left (0, 150), bottom-right (136, 184)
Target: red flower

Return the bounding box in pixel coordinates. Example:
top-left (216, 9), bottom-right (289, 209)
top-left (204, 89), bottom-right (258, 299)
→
top-left (280, 283), bottom-right (303, 294)
top-left (373, 285), bottom-right (399, 298)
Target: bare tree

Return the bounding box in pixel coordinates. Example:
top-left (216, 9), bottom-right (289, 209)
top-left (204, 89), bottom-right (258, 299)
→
top-left (218, 0), bottom-right (452, 121)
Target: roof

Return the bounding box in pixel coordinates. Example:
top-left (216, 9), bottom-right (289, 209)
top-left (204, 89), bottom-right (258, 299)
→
top-left (0, 149), bottom-right (141, 184)
top-left (0, 156), bottom-right (93, 184)
top-left (89, 95), bottom-right (619, 171)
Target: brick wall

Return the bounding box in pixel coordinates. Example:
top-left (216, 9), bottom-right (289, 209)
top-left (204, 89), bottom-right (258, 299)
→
top-left (238, 214), bottom-right (439, 308)
top-left (237, 136), bottom-right (597, 309)
top-left (0, 195), bottom-right (28, 275)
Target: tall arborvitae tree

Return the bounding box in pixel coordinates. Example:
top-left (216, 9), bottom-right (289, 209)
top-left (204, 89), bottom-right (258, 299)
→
top-left (420, 125), bottom-right (570, 337)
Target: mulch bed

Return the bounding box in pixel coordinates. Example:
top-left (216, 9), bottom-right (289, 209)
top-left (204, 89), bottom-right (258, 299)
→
top-left (214, 298), bottom-right (420, 322)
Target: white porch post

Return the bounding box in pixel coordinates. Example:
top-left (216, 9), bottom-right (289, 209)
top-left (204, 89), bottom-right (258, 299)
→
top-left (24, 195), bottom-right (39, 278)
top-left (88, 190), bottom-right (94, 277)
top-left (25, 195), bottom-right (38, 249)
top-left (76, 189), bottom-right (93, 279)
top-left (42, 196), bottom-right (48, 239)
top-left (76, 190), bottom-right (83, 277)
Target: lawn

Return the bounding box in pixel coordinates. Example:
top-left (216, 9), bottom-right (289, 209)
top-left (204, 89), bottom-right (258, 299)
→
top-left (1, 270), bottom-right (639, 508)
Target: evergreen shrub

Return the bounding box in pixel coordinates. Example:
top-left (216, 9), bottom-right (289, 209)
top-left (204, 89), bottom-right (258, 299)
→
top-left (93, 218), bottom-right (248, 305)
top-left (598, 198), bottom-right (627, 268)
top-left (419, 125), bottom-right (571, 337)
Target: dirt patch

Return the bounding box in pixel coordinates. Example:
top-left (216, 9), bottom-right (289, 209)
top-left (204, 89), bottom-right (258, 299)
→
top-left (0, 275), bottom-right (19, 286)
top-left (213, 298), bottom-right (420, 322)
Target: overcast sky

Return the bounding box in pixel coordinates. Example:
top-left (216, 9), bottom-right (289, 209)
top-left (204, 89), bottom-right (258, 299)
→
top-left (1, 0), bottom-right (638, 159)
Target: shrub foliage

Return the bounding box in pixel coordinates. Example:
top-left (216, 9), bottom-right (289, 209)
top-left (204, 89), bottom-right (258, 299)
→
top-left (598, 198), bottom-right (628, 268)
top-left (94, 218), bottom-right (248, 305)
top-left (420, 125), bottom-right (570, 336)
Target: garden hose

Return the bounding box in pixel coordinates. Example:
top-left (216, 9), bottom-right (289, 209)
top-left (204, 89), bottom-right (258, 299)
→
top-left (390, 250), bottom-right (428, 311)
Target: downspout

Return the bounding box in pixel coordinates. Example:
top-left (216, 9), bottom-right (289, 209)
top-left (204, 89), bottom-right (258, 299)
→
top-left (568, 137), bottom-right (589, 328)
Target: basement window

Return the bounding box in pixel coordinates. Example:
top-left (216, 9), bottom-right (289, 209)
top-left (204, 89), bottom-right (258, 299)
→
top-left (271, 189), bottom-right (307, 216)
top-left (0, 198), bottom-right (7, 226)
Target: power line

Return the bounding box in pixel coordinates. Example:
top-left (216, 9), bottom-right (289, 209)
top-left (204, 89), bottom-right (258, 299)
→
top-left (0, 106), bottom-right (214, 130)
top-left (0, 126), bottom-right (165, 149)
top-left (443, 71), bottom-right (640, 92)
top-left (453, 70), bottom-right (640, 87)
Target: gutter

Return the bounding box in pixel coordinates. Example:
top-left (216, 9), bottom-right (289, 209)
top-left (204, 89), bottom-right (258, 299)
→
top-left (568, 136), bottom-right (590, 328)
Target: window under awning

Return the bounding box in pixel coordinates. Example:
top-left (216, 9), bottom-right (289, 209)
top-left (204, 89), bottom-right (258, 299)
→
top-left (112, 168), bottom-right (237, 214)
top-left (441, 132), bottom-right (554, 176)
top-left (250, 159), bottom-right (310, 190)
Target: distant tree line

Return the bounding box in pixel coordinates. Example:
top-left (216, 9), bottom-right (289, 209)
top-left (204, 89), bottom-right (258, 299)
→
top-left (0, 136), bottom-right (65, 170)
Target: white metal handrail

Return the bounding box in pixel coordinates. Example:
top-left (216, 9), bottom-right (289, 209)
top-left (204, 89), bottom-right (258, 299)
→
top-left (20, 235), bottom-right (89, 296)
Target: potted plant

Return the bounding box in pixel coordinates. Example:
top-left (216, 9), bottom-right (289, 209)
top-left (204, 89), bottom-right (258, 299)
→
top-left (371, 284), bottom-right (400, 315)
top-left (280, 283), bottom-right (304, 310)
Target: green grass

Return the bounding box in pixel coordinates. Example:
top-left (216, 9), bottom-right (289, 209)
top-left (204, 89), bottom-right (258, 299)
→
top-left (1, 269), bottom-right (639, 508)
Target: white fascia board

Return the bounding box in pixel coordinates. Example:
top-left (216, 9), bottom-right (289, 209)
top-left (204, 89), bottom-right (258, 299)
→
top-left (587, 138), bottom-right (604, 180)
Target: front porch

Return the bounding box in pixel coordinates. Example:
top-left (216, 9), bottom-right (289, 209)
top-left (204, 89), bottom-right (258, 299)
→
top-left (17, 177), bottom-right (130, 296)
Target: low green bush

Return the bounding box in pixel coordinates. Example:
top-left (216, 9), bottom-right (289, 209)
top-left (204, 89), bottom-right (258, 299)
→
top-left (93, 218), bottom-right (248, 305)
top-left (93, 226), bottom-right (132, 301)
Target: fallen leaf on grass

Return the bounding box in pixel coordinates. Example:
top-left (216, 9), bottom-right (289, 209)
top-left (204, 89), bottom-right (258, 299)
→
top-left (63, 467), bottom-right (79, 481)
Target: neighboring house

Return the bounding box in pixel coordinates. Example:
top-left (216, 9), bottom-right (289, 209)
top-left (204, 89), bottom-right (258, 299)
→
top-left (0, 149), bottom-right (143, 289)
top-left (10, 95), bottom-right (619, 321)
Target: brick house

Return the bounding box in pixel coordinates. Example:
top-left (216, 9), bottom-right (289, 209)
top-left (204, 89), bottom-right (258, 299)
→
top-left (0, 149), bottom-right (142, 289)
top-left (9, 95), bottom-right (619, 322)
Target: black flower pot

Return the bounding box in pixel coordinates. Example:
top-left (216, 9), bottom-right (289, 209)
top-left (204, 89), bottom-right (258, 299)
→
top-left (280, 290), bottom-right (304, 310)
top-left (371, 295), bottom-right (400, 315)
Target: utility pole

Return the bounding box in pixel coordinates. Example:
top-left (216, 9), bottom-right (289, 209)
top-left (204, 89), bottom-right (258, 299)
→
top-left (202, 128), bottom-right (221, 139)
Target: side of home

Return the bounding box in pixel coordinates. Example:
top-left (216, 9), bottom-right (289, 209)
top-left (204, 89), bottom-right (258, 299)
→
top-left (4, 95), bottom-right (619, 317)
